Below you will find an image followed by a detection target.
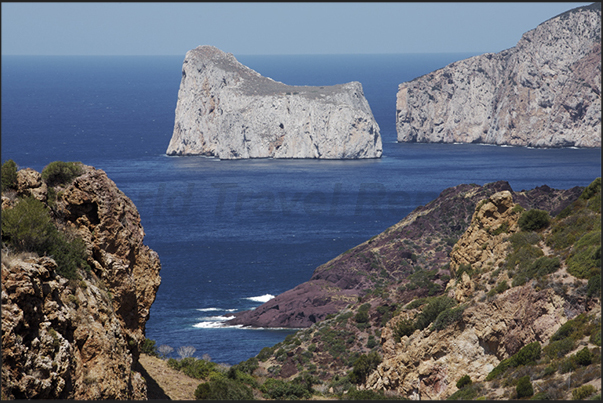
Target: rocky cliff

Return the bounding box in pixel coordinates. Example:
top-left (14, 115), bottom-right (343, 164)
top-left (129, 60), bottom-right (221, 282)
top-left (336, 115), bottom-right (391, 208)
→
top-left (1, 163), bottom-right (161, 399)
top-left (364, 182), bottom-right (601, 399)
top-left (166, 45), bottom-right (382, 159)
top-left (396, 3), bottom-right (601, 148)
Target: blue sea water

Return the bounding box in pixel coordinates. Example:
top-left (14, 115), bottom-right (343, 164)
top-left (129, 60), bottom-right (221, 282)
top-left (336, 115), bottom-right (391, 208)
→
top-left (2, 53), bottom-right (601, 365)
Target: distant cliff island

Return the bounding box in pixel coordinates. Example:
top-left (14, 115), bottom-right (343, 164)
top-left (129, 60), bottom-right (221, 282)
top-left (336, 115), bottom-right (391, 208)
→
top-left (396, 2), bottom-right (601, 148)
top-left (166, 46), bottom-right (382, 160)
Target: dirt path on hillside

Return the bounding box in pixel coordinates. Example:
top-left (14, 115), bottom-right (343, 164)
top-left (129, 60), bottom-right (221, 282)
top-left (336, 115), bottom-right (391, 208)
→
top-left (137, 354), bottom-right (200, 400)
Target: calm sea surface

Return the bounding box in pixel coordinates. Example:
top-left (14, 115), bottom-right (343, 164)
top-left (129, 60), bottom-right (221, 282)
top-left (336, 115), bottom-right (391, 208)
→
top-left (2, 53), bottom-right (600, 365)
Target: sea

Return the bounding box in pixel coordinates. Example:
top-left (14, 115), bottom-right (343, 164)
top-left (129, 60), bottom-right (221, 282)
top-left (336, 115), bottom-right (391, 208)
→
top-left (2, 53), bottom-right (601, 365)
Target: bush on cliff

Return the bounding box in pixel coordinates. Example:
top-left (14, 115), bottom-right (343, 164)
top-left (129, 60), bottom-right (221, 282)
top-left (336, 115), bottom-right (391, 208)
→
top-left (1, 159), bottom-right (18, 192)
top-left (518, 209), bottom-right (551, 232)
top-left (41, 161), bottom-right (83, 187)
top-left (194, 376), bottom-right (253, 400)
top-left (414, 295), bottom-right (457, 331)
top-left (349, 351), bottom-right (382, 385)
top-left (486, 342), bottom-right (541, 381)
top-left (515, 375), bottom-right (534, 398)
top-left (1, 196), bottom-right (89, 279)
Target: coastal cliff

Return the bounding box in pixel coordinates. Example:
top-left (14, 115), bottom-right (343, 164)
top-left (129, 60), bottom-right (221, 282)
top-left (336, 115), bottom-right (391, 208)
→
top-left (396, 3), bottom-right (601, 148)
top-left (232, 178), bottom-right (600, 400)
top-left (166, 45), bottom-right (382, 159)
top-left (1, 162), bottom-right (161, 399)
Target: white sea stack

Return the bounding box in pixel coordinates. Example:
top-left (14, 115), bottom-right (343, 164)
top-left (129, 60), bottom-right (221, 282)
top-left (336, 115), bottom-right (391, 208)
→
top-left (167, 46), bottom-right (382, 159)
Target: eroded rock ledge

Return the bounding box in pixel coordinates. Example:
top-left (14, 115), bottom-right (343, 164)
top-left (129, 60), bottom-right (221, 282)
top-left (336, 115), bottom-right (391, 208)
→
top-left (396, 3), bottom-right (601, 148)
top-left (1, 164), bottom-right (161, 399)
top-left (166, 45), bottom-right (382, 159)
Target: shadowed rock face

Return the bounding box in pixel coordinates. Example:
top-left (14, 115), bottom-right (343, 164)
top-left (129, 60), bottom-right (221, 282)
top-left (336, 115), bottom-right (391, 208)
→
top-left (396, 3), bottom-right (601, 148)
top-left (226, 181), bottom-right (582, 329)
top-left (167, 45), bottom-right (382, 159)
top-left (1, 165), bottom-right (161, 400)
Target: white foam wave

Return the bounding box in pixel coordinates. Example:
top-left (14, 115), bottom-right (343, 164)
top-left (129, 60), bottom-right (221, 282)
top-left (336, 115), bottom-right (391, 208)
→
top-left (196, 308), bottom-right (237, 312)
top-left (193, 321), bottom-right (243, 329)
top-left (245, 294), bottom-right (275, 303)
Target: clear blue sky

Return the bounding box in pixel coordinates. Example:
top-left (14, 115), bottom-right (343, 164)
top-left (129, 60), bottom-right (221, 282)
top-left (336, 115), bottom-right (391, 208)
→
top-left (1, 2), bottom-right (592, 56)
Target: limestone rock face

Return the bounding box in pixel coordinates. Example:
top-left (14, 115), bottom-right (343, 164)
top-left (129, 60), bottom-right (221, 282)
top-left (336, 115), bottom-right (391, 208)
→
top-left (167, 45), bottom-right (382, 159)
top-left (1, 165), bottom-right (161, 400)
top-left (396, 3), bottom-right (601, 148)
top-left (367, 286), bottom-right (568, 400)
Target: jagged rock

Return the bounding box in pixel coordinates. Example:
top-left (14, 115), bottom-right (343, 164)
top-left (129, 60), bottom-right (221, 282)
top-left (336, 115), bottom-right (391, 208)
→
top-left (167, 45), bottom-right (382, 159)
top-left (1, 165), bottom-right (161, 399)
top-left (450, 190), bottom-right (521, 277)
top-left (397, 3), bottom-right (601, 148)
top-left (16, 168), bottom-right (47, 202)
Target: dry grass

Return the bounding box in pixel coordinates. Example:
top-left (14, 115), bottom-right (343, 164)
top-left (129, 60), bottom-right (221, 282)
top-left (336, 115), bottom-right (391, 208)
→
top-left (137, 353), bottom-right (200, 400)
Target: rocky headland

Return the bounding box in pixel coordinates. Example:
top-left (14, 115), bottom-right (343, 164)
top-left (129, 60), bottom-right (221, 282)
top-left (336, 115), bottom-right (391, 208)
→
top-left (226, 181), bottom-right (583, 329)
top-left (396, 3), bottom-right (601, 148)
top-left (1, 162), bottom-right (161, 399)
top-left (166, 45), bottom-right (382, 159)
top-left (233, 177), bottom-right (600, 400)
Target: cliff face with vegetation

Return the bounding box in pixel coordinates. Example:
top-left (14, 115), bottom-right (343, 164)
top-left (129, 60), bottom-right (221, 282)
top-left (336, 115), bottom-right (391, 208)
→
top-left (396, 3), bottom-right (601, 148)
top-left (213, 178), bottom-right (600, 400)
top-left (1, 161), bottom-right (161, 399)
top-left (166, 45), bottom-right (382, 159)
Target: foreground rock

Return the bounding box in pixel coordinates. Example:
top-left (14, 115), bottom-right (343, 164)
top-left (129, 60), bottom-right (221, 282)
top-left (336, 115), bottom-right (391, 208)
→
top-left (1, 164), bottom-right (161, 399)
top-left (226, 181), bottom-right (582, 329)
top-left (167, 45), bottom-right (382, 159)
top-left (396, 3), bottom-right (601, 148)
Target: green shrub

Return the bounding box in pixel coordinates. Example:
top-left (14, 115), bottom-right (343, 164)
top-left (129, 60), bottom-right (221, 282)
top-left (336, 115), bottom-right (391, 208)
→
top-left (168, 357), bottom-right (217, 380)
top-left (456, 375), bottom-right (472, 389)
top-left (140, 338), bottom-right (158, 357)
top-left (511, 342), bottom-right (541, 366)
top-left (349, 351), bottom-right (382, 385)
top-left (233, 356), bottom-right (258, 375)
top-left (486, 342), bottom-right (541, 380)
top-left (587, 274), bottom-right (601, 298)
top-left (355, 310), bottom-right (370, 324)
top-left (572, 384), bottom-right (596, 400)
top-left (195, 377), bottom-right (253, 400)
top-left (431, 304), bottom-right (465, 331)
top-left (494, 280), bottom-right (509, 294)
top-left (1, 159), bottom-right (18, 192)
top-left (257, 345), bottom-right (275, 361)
top-left (260, 378), bottom-right (311, 400)
top-left (2, 196), bottom-right (56, 252)
top-left (366, 335), bottom-right (378, 349)
top-left (393, 318), bottom-right (415, 342)
top-left (415, 295), bottom-right (457, 330)
top-left (516, 375), bottom-right (534, 398)
top-left (41, 161), bottom-right (83, 187)
top-left (518, 209), bottom-right (551, 232)
top-left (575, 347), bottom-right (593, 366)
top-left (566, 231), bottom-right (601, 279)
top-left (1, 196), bottom-right (89, 279)
top-left (580, 178), bottom-right (601, 201)
top-left (544, 337), bottom-right (575, 359)
top-left (447, 384), bottom-right (478, 400)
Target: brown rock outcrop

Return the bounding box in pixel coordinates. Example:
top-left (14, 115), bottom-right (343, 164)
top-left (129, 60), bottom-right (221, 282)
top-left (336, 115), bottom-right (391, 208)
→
top-left (1, 164), bottom-right (161, 399)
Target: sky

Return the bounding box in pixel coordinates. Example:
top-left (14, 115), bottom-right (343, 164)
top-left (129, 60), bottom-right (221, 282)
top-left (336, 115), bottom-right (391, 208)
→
top-left (1, 2), bottom-right (593, 56)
